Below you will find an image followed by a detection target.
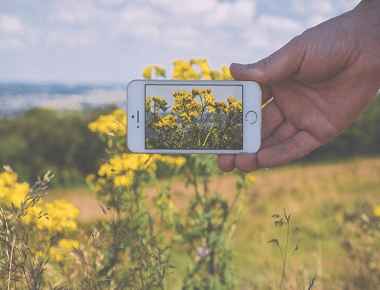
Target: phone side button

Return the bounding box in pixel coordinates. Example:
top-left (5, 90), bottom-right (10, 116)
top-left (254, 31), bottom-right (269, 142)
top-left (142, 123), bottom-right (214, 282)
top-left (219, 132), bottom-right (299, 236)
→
top-left (245, 111), bottom-right (257, 124)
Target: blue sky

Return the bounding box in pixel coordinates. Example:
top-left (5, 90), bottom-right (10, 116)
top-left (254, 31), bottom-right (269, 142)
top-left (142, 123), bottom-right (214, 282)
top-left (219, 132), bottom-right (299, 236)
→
top-left (0, 0), bottom-right (360, 84)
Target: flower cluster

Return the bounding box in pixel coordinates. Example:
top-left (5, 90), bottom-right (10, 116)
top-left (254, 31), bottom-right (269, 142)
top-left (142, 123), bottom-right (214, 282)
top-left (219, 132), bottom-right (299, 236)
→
top-left (143, 58), bottom-right (233, 81)
top-left (88, 108), bottom-right (126, 137)
top-left (49, 238), bottom-right (80, 262)
top-left (145, 86), bottom-right (243, 149)
top-left (88, 153), bottom-right (186, 192)
top-left (227, 96), bottom-right (243, 115)
top-left (172, 59), bottom-right (201, 80)
top-left (142, 65), bottom-right (166, 79)
top-left (0, 170), bottom-right (30, 209)
top-left (0, 167), bottom-right (79, 233)
top-left (172, 90), bottom-right (202, 125)
top-left (36, 199), bottom-right (79, 232)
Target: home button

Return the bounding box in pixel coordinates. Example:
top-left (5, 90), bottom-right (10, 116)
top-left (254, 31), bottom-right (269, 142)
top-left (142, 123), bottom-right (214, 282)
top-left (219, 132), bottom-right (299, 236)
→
top-left (245, 111), bottom-right (257, 124)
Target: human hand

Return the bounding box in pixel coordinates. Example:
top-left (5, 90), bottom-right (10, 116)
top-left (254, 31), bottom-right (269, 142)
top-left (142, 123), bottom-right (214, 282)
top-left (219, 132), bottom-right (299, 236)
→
top-left (217, 2), bottom-right (380, 173)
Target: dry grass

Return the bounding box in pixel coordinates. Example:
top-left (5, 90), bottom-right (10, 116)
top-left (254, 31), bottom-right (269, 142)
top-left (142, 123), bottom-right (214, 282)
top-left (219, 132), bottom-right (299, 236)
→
top-left (47, 157), bottom-right (380, 289)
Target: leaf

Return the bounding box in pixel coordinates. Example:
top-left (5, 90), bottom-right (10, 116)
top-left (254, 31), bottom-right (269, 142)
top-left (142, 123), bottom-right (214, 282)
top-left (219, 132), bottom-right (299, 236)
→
top-left (267, 238), bottom-right (279, 246)
top-left (99, 204), bottom-right (107, 215)
top-left (308, 277), bottom-right (316, 290)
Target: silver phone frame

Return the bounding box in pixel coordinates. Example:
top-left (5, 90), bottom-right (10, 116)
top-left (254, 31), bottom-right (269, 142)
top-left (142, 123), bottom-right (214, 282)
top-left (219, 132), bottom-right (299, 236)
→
top-left (127, 79), bottom-right (261, 154)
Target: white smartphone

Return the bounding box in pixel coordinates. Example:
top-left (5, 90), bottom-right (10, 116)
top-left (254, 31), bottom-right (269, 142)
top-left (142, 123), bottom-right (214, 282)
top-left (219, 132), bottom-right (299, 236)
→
top-left (127, 80), bottom-right (261, 154)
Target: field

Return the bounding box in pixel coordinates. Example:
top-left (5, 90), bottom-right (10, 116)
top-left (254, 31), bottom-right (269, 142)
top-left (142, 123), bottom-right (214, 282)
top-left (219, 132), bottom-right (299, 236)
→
top-left (46, 156), bottom-right (380, 289)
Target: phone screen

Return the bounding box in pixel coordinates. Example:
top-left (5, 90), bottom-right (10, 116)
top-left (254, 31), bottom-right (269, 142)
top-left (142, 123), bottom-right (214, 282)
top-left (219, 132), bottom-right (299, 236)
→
top-left (145, 84), bottom-right (243, 150)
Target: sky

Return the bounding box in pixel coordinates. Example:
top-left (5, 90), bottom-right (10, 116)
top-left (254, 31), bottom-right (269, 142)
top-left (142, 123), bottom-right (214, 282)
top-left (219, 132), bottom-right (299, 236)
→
top-left (0, 0), bottom-right (361, 85)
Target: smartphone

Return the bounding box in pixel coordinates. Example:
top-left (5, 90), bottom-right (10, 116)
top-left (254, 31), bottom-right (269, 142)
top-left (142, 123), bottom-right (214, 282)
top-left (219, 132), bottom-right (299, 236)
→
top-left (127, 80), bottom-right (261, 154)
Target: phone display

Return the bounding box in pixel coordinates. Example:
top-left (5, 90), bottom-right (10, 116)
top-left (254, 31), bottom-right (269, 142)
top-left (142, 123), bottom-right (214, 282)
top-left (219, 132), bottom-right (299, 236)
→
top-left (127, 80), bottom-right (261, 154)
top-left (145, 84), bottom-right (243, 150)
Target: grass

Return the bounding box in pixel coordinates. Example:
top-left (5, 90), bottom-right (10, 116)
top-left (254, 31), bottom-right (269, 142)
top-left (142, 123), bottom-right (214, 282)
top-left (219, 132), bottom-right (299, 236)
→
top-left (47, 156), bottom-right (380, 289)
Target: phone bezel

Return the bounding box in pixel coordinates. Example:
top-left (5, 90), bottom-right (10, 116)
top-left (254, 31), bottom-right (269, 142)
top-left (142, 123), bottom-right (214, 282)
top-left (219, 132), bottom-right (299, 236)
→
top-left (127, 79), bottom-right (261, 154)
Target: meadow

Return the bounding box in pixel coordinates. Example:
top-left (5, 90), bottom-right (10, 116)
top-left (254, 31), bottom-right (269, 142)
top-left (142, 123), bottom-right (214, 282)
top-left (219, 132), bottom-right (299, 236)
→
top-left (1, 59), bottom-right (380, 289)
top-left (45, 156), bottom-right (380, 289)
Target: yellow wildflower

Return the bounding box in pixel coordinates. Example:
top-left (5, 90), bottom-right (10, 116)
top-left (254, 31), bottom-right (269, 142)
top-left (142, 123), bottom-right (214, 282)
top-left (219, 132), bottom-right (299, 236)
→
top-left (221, 65), bottom-right (233, 80)
top-left (88, 109), bottom-right (126, 137)
top-left (142, 66), bottom-right (153, 79)
top-left (49, 238), bottom-right (79, 262)
top-left (245, 174), bottom-right (256, 185)
top-left (373, 205), bottom-right (380, 217)
top-left (156, 197), bottom-right (164, 206)
top-left (36, 200), bottom-right (79, 232)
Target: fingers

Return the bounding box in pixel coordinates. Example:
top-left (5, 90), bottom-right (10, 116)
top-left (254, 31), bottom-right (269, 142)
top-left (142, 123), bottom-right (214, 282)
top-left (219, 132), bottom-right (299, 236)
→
top-left (261, 121), bottom-right (298, 148)
top-left (217, 131), bottom-right (322, 172)
top-left (241, 131), bottom-right (322, 170)
top-left (217, 101), bottom-right (285, 173)
top-left (230, 37), bottom-right (302, 85)
top-left (261, 101), bottom-right (284, 141)
top-left (217, 154), bottom-right (236, 172)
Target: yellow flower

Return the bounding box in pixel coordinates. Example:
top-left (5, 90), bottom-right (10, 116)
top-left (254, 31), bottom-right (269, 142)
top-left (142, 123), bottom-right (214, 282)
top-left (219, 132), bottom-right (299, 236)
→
top-left (245, 174), bottom-right (256, 185)
top-left (36, 200), bottom-right (79, 232)
top-left (142, 66), bottom-right (153, 79)
top-left (171, 60), bottom-right (201, 80)
top-left (86, 173), bottom-right (96, 184)
top-left (88, 109), bottom-right (126, 137)
top-left (221, 65), bottom-right (233, 80)
top-left (157, 155), bottom-right (186, 167)
top-left (146, 97), bottom-right (152, 112)
top-left (156, 197), bottom-right (164, 206)
top-left (373, 205), bottom-right (380, 217)
top-left (49, 239), bottom-right (79, 262)
top-left (114, 171), bottom-right (135, 188)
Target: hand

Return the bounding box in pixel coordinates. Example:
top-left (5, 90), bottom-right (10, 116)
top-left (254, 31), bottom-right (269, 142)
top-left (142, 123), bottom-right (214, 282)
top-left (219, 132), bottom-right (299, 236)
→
top-left (218, 2), bottom-right (380, 172)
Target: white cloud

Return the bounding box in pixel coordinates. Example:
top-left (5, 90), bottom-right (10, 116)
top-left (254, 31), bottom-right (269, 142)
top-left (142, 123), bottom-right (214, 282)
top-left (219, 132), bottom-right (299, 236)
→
top-left (257, 14), bottom-right (303, 32)
top-left (163, 26), bottom-right (200, 50)
top-left (0, 14), bottom-right (24, 33)
top-left (150, 0), bottom-right (218, 15)
top-left (51, 0), bottom-right (104, 24)
top-left (0, 36), bottom-right (23, 49)
top-left (307, 14), bottom-right (330, 28)
top-left (46, 30), bottom-right (93, 47)
top-left (96, 0), bottom-right (127, 7)
top-left (119, 5), bottom-right (161, 24)
top-left (204, 0), bottom-right (256, 28)
top-left (290, 0), bottom-right (307, 13)
top-left (311, 0), bottom-right (334, 14)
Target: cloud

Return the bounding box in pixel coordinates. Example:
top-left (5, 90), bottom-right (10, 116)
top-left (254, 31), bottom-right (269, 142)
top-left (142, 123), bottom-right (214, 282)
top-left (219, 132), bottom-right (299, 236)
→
top-left (257, 14), bottom-right (303, 32)
top-left (0, 14), bottom-right (24, 33)
top-left (163, 25), bottom-right (200, 50)
top-left (311, 0), bottom-right (334, 14)
top-left (204, 0), bottom-right (256, 28)
top-left (149, 0), bottom-right (218, 15)
top-left (306, 14), bottom-right (330, 28)
top-left (0, 37), bottom-right (23, 49)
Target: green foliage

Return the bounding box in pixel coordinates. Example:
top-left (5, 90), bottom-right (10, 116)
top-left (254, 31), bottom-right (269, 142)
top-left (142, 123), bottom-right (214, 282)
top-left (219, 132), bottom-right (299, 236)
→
top-left (0, 105), bottom-right (118, 187)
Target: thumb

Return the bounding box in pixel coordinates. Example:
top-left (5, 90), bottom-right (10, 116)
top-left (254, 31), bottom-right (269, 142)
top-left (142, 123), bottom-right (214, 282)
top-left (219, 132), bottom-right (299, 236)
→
top-left (230, 37), bottom-right (304, 85)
